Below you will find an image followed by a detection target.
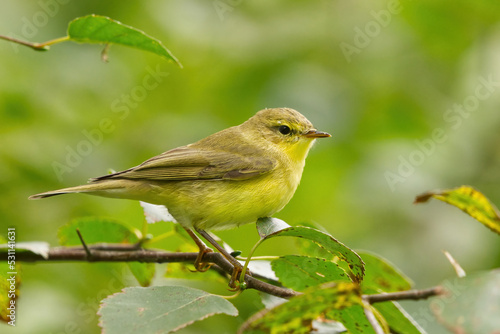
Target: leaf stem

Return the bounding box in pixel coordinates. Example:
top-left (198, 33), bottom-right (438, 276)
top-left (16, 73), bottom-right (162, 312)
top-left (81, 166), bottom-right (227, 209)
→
top-left (236, 255), bottom-right (279, 261)
top-left (144, 230), bottom-right (176, 245)
top-left (141, 217), bottom-right (149, 240)
top-left (240, 239), bottom-right (264, 280)
top-left (217, 289), bottom-right (242, 300)
top-left (0, 34), bottom-right (69, 51)
top-left (35, 35), bottom-right (70, 48)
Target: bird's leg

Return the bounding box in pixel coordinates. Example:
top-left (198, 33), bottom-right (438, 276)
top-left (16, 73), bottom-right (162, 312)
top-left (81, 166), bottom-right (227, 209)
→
top-left (195, 228), bottom-right (248, 289)
top-left (182, 226), bottom-right (213, 272)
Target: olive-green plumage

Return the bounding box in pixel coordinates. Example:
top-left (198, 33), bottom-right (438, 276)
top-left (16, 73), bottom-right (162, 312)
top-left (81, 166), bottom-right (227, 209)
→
top-left (30, 108), bottom-right (330, 231)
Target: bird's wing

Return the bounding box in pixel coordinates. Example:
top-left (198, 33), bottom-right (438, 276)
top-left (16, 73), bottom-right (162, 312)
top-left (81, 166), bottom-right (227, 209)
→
top-left (90, 146), bottom-right (276, 182)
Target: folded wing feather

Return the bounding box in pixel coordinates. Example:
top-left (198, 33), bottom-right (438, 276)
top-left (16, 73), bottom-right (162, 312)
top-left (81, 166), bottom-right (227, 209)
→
top-left (90, 146), bottom-right (276, 182)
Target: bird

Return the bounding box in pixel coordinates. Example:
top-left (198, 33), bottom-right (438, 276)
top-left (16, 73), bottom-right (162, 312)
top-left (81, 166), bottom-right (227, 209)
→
top-left (30, 107), bottom-right (331, 286)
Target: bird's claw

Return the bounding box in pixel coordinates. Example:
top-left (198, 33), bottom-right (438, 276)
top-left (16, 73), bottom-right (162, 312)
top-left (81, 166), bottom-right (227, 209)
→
top-left (227, 263), bottom-right (253, 290)
top-left (227, 267), bottom-right (242, 290)
top-left (191, 247), bottom-right (213, 272)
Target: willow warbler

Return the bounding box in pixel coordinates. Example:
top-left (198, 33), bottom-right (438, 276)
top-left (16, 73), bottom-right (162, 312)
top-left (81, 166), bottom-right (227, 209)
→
top-left (30, 108), bottom-right (330, 281)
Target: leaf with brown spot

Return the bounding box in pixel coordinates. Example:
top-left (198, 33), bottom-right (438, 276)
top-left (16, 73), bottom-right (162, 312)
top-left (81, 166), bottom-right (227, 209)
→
top-left (257, 222), bottom-right (365, 282)
top-left (415, 186), bottom-right (500, 235)
top-left (358, 251), bottom-right (412, 293)
top-left (243, 282), bottom-right (374, 334)
top-left (271, 255), bottom-right (351, 291)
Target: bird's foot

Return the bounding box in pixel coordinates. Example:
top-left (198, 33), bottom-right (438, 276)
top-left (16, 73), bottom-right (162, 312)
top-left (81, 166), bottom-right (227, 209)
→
top-left (227, 260), bottom-right (254, 290)
top-left (227, 266), bottom-right (243, 290)
top-left (191, 246), bottom-right (213, 272)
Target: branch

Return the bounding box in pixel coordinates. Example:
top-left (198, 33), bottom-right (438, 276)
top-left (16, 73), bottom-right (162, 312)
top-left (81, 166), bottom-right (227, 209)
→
top-left (363, 286), bottom-right (443, 304)
top-left (0, 246), bottom-right (298, 299)
top-left (1, 246), bottom-right (443, 302)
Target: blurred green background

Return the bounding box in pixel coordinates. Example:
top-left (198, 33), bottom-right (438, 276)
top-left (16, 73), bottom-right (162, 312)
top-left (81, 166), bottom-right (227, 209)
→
top-left (1, 1), bottom-right (500, 333)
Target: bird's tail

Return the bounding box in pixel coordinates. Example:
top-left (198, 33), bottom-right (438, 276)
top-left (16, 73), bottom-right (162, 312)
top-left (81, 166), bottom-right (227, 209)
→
top-left (29, 181), bottom-right (123, 200)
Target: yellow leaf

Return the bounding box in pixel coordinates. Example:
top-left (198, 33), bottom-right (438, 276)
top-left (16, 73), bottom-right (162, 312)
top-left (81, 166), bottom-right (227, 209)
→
top-left (415, 186), bottom-right (500, 235)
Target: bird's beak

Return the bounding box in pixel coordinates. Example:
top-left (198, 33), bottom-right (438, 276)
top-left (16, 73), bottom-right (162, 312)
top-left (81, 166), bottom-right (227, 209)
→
top-left (303, 129), bottom-right (331, 138)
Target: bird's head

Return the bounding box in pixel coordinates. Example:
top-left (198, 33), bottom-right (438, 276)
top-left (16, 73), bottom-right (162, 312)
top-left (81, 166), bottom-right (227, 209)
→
top-left (243, 108), bottom-right (331, 161)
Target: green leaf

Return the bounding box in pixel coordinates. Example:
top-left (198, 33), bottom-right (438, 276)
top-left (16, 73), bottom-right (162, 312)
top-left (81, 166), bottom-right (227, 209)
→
top-left (0, 235), bottom-right (20, 324)
top-left (261, 226), bottom-right (365, 282)
top-left (271, 255), bottom-right (350, 291)
top-left (358, 251), bottom-right (413, 292)
top-left (127, 262), bottom-right (155, 287)
top-left (245, 282), bottom-right (364, 334)
top-left (58, 217), bottom-right (141, 245)
top-left (293, 222), bottom-right (335, 259)
top-left (415, 186), bottom-right (500, 235)
top-left (326, 305), bottom-right (378, 334)
top-left (373, 301), bottom-right (426, 334)
top-left (98, 286), bottom-right (238, 334)
top-left (67, 15), bottom-right (181, 66)
top-left (295, 238), bottom-right (334, 261)
top-left (432, 270), bottom-right (500, 333)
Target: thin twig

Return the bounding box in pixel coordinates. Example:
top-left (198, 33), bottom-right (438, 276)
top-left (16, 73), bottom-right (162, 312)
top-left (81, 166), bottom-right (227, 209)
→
top-left (0, 34), bottom-right (70, 51)
top-left (75, 228), bottom-right (92, 259)
top-left (0, 34), bottom-right (46, 50)
top-left (443, 250), bottom-right (466, 278)
top-left (363, 287), bottom-right (443, 304)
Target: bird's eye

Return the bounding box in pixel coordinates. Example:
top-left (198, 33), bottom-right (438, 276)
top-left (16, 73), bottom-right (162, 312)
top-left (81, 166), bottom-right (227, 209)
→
top-left (278, 125), bottom-right (291, 135)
